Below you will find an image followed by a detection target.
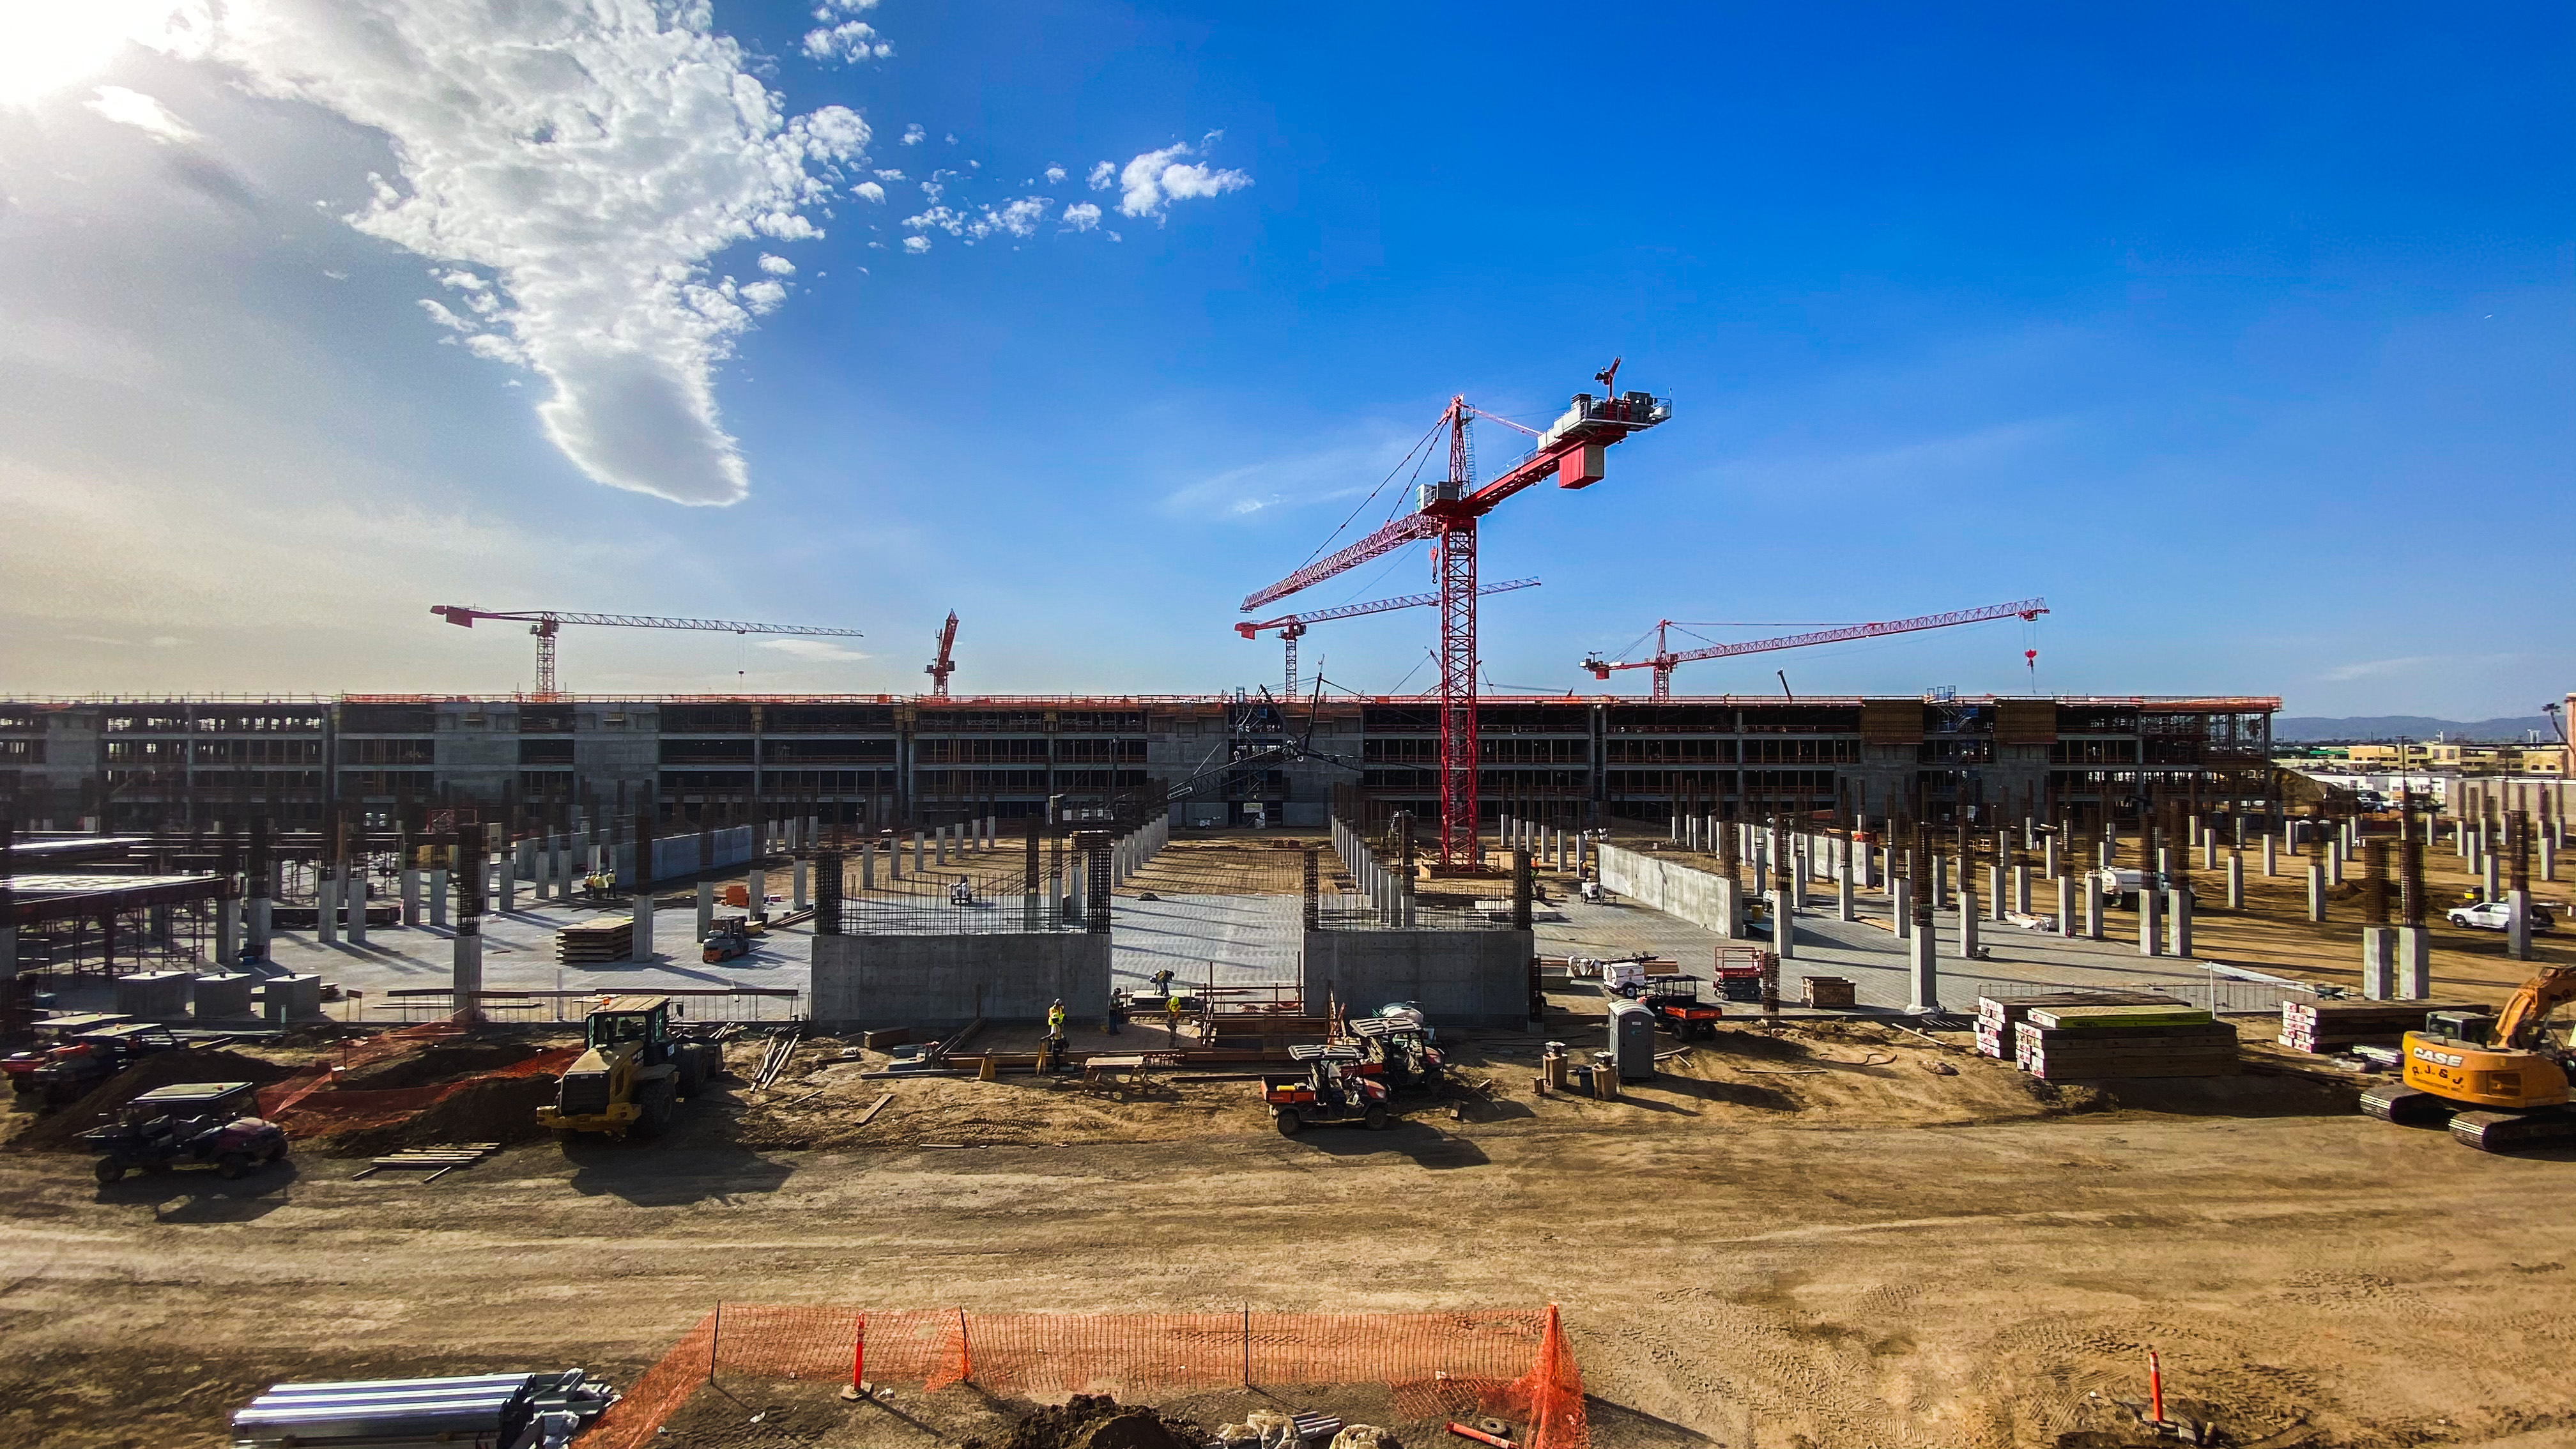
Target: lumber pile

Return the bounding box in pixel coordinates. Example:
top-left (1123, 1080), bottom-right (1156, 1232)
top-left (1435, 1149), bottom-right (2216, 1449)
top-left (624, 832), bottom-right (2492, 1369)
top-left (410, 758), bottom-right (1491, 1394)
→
top-left (555, 916), bottom-right (634, 964)
top-left (2278, 999), bottom-right (2483, 1054)
top-left (2013, 1004), bottom-right (2237, 1080)
top-left (1974, 990), bottom-right (2185, 1059)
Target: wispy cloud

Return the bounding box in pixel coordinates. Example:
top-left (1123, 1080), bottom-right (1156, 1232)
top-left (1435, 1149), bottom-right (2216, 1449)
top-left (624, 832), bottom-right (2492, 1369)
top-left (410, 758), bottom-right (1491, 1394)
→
top-left (758, 638), bottom-right (871, 663)
top-left (86, 86), bottom-right (195, 143)
top-left (1160, 427), bottom-right (1417, 523)
top-left (1090, 134), bottom-right (1251, 220)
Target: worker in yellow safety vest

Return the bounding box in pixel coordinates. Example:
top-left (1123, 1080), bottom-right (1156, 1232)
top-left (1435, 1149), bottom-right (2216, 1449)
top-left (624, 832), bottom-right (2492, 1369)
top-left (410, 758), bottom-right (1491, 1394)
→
top-left (1165, 993), bottom-right (1183, 1041)
top-left (1048, 999), bottom-right (1066, 1039)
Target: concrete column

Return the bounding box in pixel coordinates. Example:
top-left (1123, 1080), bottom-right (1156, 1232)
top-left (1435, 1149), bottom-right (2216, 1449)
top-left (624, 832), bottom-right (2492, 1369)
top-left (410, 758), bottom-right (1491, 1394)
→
top-left (2138, 883), bottom-right (2161, 956)
top-left (1838, 862), bottom-right (1855, 922)
top-left (498, 852), bottom-right (518, 914)
top-left (426, 870), bottom-right (447, 930)
top-left (913, 831), bottom-right (925, 873)
top-left (2328, 847), bottom-right (2344, 886)
top-left (861, 841), bottom-right (875, 889)
top-left (317, 872), bottom-right (339, 946)
top-left (1956, 891), bottom-right (1979, 960)
top-left (1794, 846), bottom-right (1811, 907)
top-left (936, 825), bottom-right (949, 866)
top-left (346, 872), bottom-right (368, 947)
top-left (1907, 916), bottom-right (1941, 1013)
top-left (2084, 878), bottom-right (2103, 939)
top-left (1772, 887), bottom-right (1793, 960)
top-left (217, 896), bottom-right (240, 968)
top-left (793, 859), bottom-right (811, 912)
top-left (1667, 813), bottom-right (1678, 843)
top-left (2396, 925), bottom-right (2432, 997)
top-left (2012, 864), bottom-right (2030, 917)
top-left (2227, 852), bottom-right (2244, 909)
top-left (696, 882), bottom-right (715, 940)
top-left (2168, 886), bottom-right (2192, 957)
top-left (2057, 875), bottom-right (2074, 937)
top-left (2483, 853), bottom-right (2501, 901)
top-left (1893, 880), bottom-right (1912, 939)
top-left (2361, 927), bottom-right (2396, 999)
top-left (2263, 833), bottom-right (2278, 878)
top-left (452, 919), bottom-right (482, 1016)
top-left (2201, 834), bottom-right (2217, 871)
top-left (2544, 831), bottom-right (2557, 882)
top-left (746, 866), bottom-right (767, 919)
top-left (1933, 854), bottom-right (1949, 909)
top-left (631, 890), bottom-right (656, 962)
top-left (1712, 874), bottom-right (1742, 939)
top-left (2509, 887), bottom-right (2533, 959)
top-left (400, 868), bottom-right (421, 926)
top-left (1988, 864), bottom-right (2006, 921)
top-left (890, 835), bottom-right (904, 878)
top-left (2306, 862), bottom-right (2327, 923)
top-left (2043, 834), bottom-right (2058, 878)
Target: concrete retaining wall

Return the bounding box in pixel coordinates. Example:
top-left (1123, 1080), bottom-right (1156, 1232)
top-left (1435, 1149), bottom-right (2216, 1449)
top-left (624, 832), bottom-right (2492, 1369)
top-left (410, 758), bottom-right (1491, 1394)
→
top-left (1597, 843), bottom-right (1741, 936)
top-left (1301, 929), bottom-right (1533, 1027)
top-left (810, 932), bottom-right (1110, 1029)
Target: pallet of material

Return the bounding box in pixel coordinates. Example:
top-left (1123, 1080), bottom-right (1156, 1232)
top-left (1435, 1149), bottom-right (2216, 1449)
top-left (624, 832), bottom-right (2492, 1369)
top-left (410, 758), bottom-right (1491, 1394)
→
top-left (1972, 990), bottom-right (2186, 1058)
top-left (2278, 999), bottom-right (2486, 1054)
top-left (1801, 976), bottom-right (1857, 1009)
top-left (555, 917), bottom-right (634, 963)
top-left (2014, 1019), bottom-right (2239, 1079)
top-left (2026, 1004), bottom-right (2214, 1031)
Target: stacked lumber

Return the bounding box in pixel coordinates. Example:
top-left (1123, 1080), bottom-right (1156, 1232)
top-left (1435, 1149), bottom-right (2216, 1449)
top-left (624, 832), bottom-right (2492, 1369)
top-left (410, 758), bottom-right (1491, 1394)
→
top-left (1974, 990), bottom-right (2184, 1059)
top-left (555, 916), bottom-right (634, 965)
top-left (2278, 999), bottom-right (2481, 1054)
top-left (2013, 1005), bottom-right (2237, 1079)
top-left (1801, 976), bottom-right (1857, 1009)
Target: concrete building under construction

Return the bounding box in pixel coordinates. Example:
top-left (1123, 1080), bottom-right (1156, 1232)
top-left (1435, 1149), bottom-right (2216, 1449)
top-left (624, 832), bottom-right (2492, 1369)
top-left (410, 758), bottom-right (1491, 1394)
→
top-left (1, 692), bottom-right (2278, 836)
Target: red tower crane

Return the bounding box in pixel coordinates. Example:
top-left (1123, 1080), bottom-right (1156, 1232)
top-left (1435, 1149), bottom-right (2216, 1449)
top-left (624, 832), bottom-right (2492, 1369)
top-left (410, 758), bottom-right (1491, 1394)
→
top-left (431, 605), bottom-right (866, 700)
top-left (1242, 367), bottom-right (1671, 866)
top-left (1236, 579), bottom-right (1541, 698)
top-left (1581, 597), bottom-right (2049, 697)
top-left (926, 611), bottom-right (960, 698)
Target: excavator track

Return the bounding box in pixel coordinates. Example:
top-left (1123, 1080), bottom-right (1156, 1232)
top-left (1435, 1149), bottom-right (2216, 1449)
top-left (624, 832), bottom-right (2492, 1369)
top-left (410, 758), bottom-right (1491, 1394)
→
top-left (2359, 1082), bottom-right (2455, 1127)
top-left (2448, 1108), bottom-right (2576, 1153)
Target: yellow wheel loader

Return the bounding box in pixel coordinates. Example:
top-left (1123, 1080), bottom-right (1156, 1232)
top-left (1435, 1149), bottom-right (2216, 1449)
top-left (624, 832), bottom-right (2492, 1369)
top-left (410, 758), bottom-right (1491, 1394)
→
top-left (538, 996), bottom-right (726, 1140)
top-left (2361, 965), bottom-right (2576, 1152)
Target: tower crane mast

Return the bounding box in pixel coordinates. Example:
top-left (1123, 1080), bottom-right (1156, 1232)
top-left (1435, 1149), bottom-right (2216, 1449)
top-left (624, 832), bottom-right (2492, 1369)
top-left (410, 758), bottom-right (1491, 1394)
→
top-left (927, 612), bottom-right (960, 698)
top-left (431, 605), bottom-right (866, 700)
top-left (1582, 597), bottom-right (2049, 697)
top-left (1243, 365), bottom-right (1671, 866)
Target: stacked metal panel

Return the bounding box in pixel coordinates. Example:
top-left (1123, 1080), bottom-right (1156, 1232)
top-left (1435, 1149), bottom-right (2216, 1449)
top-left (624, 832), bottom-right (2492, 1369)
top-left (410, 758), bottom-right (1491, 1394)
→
top-left (230, 1369), bottom-right (613, 1449)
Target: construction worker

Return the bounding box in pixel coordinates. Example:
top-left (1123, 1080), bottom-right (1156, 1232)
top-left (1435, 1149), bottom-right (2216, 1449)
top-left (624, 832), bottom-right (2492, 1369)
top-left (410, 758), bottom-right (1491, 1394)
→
top-left (1043, 998), bottom-right (1068, 1073)
top-left (1165, 992), bottom-right (1184, 1042)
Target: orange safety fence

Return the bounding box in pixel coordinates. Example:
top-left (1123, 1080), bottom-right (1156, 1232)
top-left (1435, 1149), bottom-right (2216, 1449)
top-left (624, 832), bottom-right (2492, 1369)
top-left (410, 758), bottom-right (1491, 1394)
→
top-left (576, 1306), bottom-right (1584, 1449)
top-left (253, 1013), bottom-right (579, 1136)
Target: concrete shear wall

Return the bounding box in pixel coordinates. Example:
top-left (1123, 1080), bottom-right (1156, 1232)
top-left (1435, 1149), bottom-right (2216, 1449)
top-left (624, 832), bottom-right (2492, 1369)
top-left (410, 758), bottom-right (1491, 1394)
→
top-left (1595, 843), bottom-right (1741, 937)
top-left (809, 933), bottom-right (1110, 1028)
top-left (1300, 930), bottom-right (1534, 1027)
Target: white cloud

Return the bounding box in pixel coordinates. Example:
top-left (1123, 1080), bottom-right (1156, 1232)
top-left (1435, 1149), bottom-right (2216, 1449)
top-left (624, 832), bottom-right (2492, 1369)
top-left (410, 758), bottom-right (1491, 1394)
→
top-left (903, 197), bottom-right (1050, 242)
top-left (758, 253), bottom-right (795, 275)
top-left (85, 86), bottom-right (197, 143)
top-left (127, 0), bottom-right (875, 507)
top-left (902, 234), bottom-right (930, 253)
top-left (417, 298), bottom-right (473, 330)
top-left (901, 123), bottom-right (926, 145)
top-left (2322, 656), bottom-right (2440, 682)
top-left (874, 168), bottom-right (905, 181)
top-left (759, 637), bottom-right (871, 663)
top-left (1061, 201), bottom-right (1101, 231)
top-left (1087, 160), bottom-right (1114, 190)
top-left (1044, 164), bottom-right (1066, 184)
top-left (1110, 140), bottom-right (1252, 219)
top-left (740, 279), bottom-right (787, 313)
top-left (854, 180), bottom-right (885, 203)
top-left (803, 20), bottom-right (892, 64)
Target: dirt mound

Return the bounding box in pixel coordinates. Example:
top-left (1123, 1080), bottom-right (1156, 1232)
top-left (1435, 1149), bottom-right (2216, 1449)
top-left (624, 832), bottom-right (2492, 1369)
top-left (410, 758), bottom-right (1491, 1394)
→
top-left (334, 1039), bottom-right (538, 1091)
top-left (990, 1395), bottom-right (1198, 1449)
top-left (10, 1048), bottom-right (296, 1154)
top-left (300, 1075), bottom-right (561, 1158)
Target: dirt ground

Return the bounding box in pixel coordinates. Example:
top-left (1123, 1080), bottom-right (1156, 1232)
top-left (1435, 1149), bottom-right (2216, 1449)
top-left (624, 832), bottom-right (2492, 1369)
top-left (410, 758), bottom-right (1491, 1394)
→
top-left (4, 1006), bottom-right (2572, 1449)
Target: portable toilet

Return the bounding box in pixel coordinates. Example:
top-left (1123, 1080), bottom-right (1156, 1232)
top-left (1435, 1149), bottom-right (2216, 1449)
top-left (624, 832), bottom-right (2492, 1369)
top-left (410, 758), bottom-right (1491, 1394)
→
top-left (1606, 999), bottom-right (1658, 1081)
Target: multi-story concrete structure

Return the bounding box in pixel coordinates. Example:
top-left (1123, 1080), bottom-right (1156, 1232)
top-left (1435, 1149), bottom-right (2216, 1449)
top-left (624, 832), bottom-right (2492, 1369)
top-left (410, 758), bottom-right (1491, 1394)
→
top-left (0, 693), bottom-right (2278, 834)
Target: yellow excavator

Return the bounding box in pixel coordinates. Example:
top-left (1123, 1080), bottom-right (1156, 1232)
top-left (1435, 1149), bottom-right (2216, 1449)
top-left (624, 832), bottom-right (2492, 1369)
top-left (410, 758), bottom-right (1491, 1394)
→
top-left (2362, 965), bottom-right (2576, 1152)
top-left (538, 997), bottom-right (725, 1140)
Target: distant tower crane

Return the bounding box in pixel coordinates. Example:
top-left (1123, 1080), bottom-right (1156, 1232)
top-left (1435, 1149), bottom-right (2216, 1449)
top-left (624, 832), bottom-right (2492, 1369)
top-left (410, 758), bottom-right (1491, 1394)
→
top-left (1236, 579), bottom-right (1541, 698)
top-left (1581, 597), bottom-right (2049, 698)
top-left (431, 605), bottom-right (866, 700)
top-left (926, 611), bottom-right (960, 698)
top-left (1243, 365), bottom-right (1671, 866)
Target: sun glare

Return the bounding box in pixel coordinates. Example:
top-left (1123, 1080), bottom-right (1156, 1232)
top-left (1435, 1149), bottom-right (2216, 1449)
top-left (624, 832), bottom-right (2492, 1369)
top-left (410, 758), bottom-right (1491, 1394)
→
top-left (0, 3), bottom-right (161, 107)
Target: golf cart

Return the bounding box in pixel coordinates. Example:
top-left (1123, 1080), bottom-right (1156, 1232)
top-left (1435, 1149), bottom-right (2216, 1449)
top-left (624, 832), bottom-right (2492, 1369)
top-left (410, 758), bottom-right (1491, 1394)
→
top-left (1347, 1008), bottom-right (1446, 1091)
top-left (1262, 1045), bottom-right (1393, 1135)
top-left (1637, 976), bottom-right (1723, 1039)
top-left (80, 1081), bottom-right (288, 1185)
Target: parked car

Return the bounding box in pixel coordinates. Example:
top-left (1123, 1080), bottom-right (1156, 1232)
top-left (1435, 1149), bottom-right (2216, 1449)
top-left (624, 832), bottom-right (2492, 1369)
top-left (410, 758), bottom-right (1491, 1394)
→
top-left (2447, 900), bottom-right (2556, 933)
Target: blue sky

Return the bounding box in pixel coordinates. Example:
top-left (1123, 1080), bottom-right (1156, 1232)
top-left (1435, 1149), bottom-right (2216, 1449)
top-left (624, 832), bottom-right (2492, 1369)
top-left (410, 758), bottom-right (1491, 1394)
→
top-left (0, 2), bottom-right (2568, 716)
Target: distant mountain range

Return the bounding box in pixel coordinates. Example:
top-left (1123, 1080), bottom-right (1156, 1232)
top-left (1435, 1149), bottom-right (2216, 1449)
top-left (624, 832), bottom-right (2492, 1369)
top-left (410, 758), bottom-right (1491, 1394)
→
top-left (2274, 714), bottom-right (2559, 744)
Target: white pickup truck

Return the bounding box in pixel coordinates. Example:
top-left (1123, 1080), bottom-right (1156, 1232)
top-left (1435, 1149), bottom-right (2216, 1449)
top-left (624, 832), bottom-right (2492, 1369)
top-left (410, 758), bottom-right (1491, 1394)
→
top-left (2447, 900), bottom-right (2557, 932)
